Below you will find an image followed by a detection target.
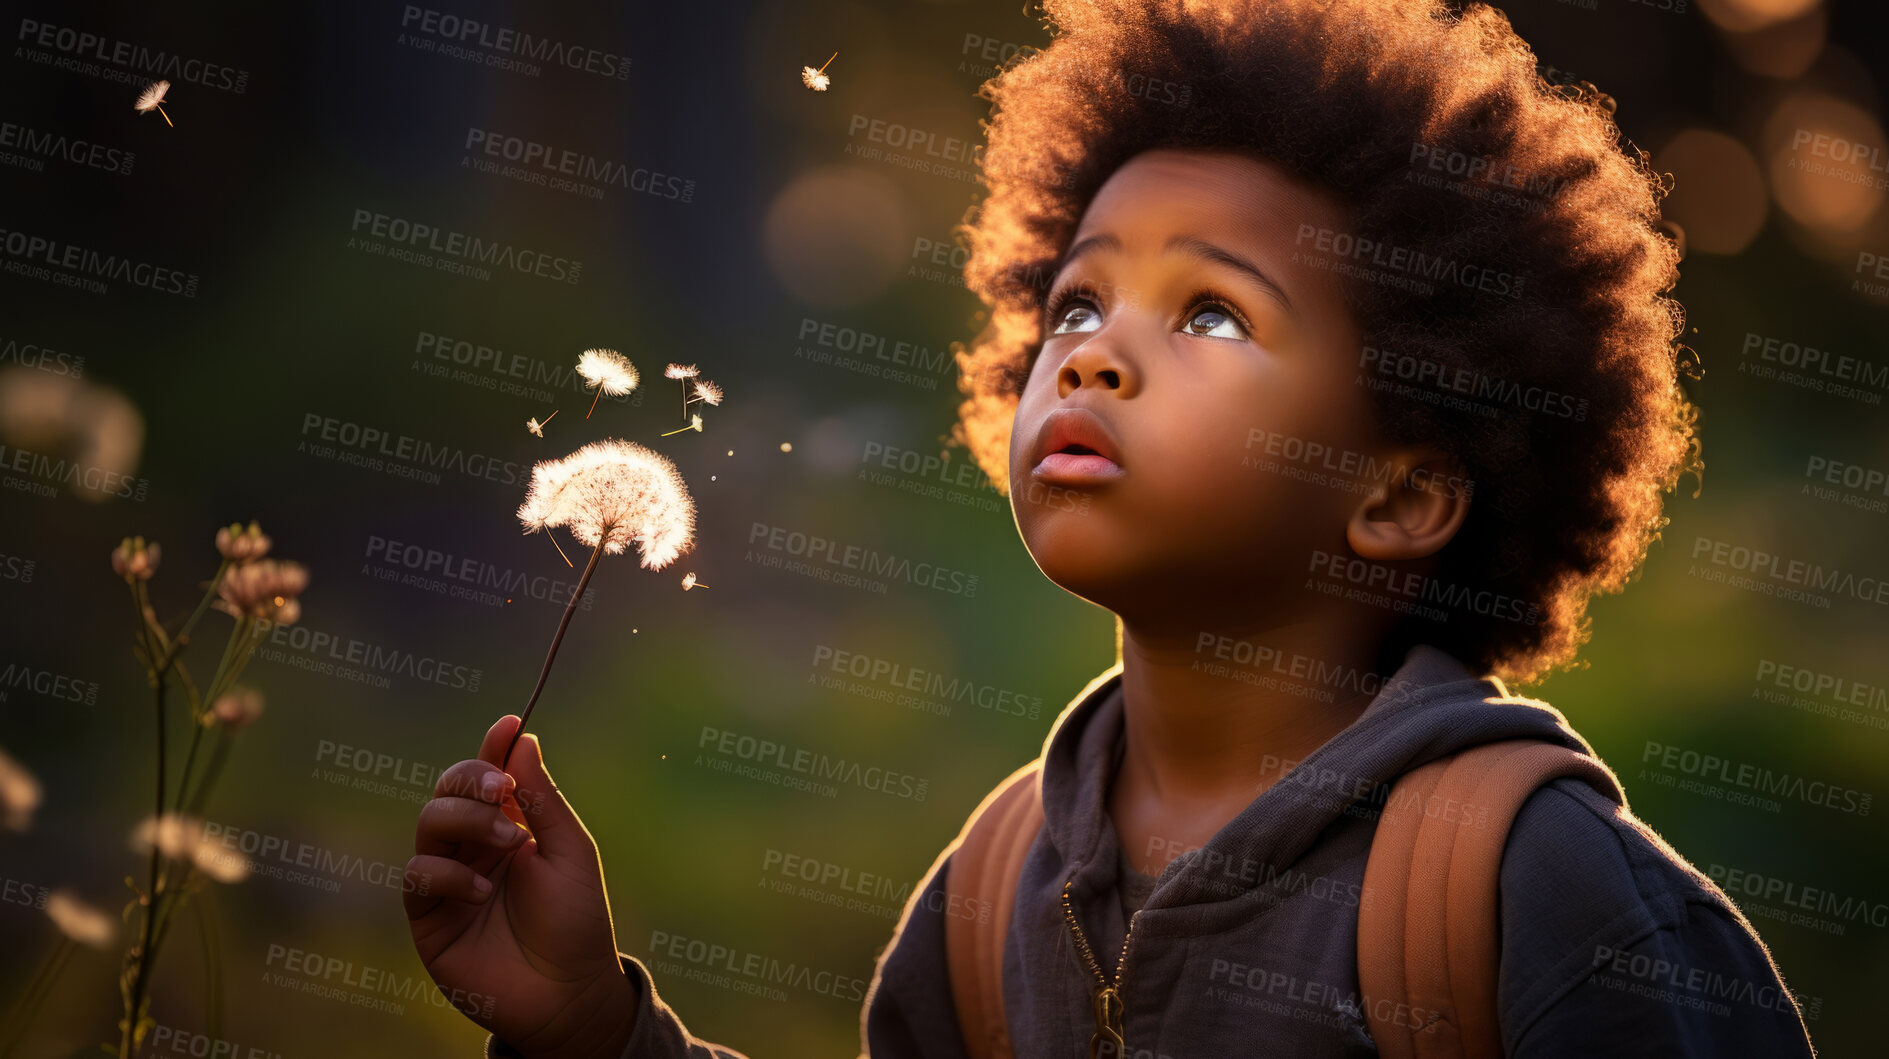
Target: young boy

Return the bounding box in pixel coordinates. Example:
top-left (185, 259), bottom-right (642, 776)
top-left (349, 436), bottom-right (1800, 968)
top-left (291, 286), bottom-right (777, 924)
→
top-left (405, 0), bottom-right (1817, 1055)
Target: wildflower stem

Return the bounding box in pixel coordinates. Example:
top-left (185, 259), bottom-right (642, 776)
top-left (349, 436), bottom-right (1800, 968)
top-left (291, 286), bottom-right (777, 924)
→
top-left (504, 534), bottom-right (609, 769)
top-left (125, 672), bottom-right (169, 1059)
top-left (586, 386), bottom-right (604, 420)
top-left (199, 618), bottom-right (251, 720)
top-left (156, 105), bottom-right (172, 127)
top-left (174, 721), bottom-right (208, 817)
top-left (157, 560), bottom-right (232, 676)
top-left (183, 729), bottom-right (232, 817)
top-left (127, 580), bottom-right (162, 674)
top-left (818, 51), bottom-right (837, 74)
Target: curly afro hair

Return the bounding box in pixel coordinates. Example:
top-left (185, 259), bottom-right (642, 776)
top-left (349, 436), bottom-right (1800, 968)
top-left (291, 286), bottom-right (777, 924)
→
top-left (947, 0), bottom-right (1700, 687)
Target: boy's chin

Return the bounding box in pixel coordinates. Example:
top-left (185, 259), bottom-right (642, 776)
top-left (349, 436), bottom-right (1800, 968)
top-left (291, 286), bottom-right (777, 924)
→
top-left (1022, 545), bottom-right (1145, 615)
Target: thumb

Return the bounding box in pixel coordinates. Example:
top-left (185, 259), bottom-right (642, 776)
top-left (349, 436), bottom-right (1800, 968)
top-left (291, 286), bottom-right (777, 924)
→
top-left (481, 718), bottom-right (592, 861)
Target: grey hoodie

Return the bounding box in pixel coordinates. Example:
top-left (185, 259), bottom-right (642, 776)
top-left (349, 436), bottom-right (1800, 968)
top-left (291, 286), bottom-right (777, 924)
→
top-left (487, 645), bottom-right (1818, 1057)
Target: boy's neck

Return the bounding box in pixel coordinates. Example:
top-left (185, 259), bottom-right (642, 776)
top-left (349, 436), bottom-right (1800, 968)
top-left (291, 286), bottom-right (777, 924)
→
top-left (1106, 617), bottom-right (1384, 860)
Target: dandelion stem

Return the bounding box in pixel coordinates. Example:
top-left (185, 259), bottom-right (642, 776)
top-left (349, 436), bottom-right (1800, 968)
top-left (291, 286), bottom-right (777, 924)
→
top-left (157, 105), bottom-right (173, 127)
top-left (585, 386), bottom-right (603, 420)
top-left (818, 51), bottom-right (838, 74)
top-left (503, 534), bottom-right (608, 769)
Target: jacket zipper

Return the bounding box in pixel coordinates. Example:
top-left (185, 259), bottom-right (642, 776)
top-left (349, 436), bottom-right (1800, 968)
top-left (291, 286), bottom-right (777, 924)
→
top-left (1061, 873), bottom-right (1136, 1059)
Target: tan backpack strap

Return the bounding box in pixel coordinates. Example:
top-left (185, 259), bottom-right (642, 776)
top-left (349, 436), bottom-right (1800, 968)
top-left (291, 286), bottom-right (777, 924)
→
top-left (1359, 754), bottom-right (1452, 1059)
top-left (943, 762), bottom-right (1045, 1059)
top-left (1360, 739), bottom-right (1625, 1059)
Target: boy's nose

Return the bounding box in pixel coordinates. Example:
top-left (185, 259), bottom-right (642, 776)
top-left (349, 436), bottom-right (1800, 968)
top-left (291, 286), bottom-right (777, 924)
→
top-left (1055, 340), bottom-right (1138, 398)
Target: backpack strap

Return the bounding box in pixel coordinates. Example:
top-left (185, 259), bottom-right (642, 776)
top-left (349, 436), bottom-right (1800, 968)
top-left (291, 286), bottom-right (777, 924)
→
top-left (1358, 738), bottom-right (1626, 1059)
top-left (943, 761), bottom-right (1045, 1059)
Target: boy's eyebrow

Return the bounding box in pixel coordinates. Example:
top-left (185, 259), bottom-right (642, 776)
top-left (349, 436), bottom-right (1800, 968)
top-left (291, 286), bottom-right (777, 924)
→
top-left (1054, 231), bottom-right (1298, 318)
top-left (1168, 235), bottom-right (1298, 318)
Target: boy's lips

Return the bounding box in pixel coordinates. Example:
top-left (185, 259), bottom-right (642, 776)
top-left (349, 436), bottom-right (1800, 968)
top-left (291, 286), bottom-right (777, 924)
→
top-left (1029, 407), bottom-right (1125, 485)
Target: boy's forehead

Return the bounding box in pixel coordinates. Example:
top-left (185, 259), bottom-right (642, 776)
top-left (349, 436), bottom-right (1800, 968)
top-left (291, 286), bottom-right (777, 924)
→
top-left (1076, 149), bottom-right (1344, 249)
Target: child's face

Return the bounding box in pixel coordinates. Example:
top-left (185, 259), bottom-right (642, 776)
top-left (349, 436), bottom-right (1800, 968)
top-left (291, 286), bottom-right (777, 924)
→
top-left (1009, 148), bottom-right (1398, 626)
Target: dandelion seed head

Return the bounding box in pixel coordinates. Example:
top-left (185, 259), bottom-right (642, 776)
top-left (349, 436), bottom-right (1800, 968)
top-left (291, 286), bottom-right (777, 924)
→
top-left (135, 79), bottom-right (170, 113)
top-left (691, 379), bottom-right (724, 406)
top-left (46, 891), bottom-right (117, 949)
top-left (664, 362), bottom-right (700, 380)
top-left (517, 439), bottom-right (697, 570)
top-left (577, 348), bottom-right (638, 396)
top-left (801, 66), bottom-right (831, 91)
top-left (527, 417), bottom-right (546, 437)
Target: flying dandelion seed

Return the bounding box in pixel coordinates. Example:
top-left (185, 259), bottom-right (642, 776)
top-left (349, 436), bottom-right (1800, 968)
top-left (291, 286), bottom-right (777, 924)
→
top-left (506, 439), bottom-right (697, 765)
top-left (527, 409), bottom-right (559, 438)
top-left (134, 79), bottom-right (174, 127)
top-left (687, 379), bottom-right (724, 408)
top-left (660, 414), bottom-right (704, 437)
top-left (576, 349), bottom-right (637, 420)
top-left (681, 572), bottom-right (707, 590)
top-left (801, 51), bottom-right (838, 91)
top-left (665, 363), bottom-right (699, 421)
top-left (544, 529), bottom-right (573, 568)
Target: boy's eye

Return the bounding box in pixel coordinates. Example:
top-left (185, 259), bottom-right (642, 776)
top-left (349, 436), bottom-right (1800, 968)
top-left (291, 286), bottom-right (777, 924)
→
top-left (1051, 302), bottom-right (1102, 335)
top-left (1183, 305), bottom-right (1246, 340)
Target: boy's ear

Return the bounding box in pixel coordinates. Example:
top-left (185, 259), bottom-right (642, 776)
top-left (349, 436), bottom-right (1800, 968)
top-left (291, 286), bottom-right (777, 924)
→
top-left (1345, 450), bottom-right (1472, 562)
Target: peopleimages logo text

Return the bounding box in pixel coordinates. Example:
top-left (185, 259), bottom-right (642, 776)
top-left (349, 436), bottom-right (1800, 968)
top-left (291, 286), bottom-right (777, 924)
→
top-left (15, 19), bottom-right (250, 93)
top-left (349, 209), bottom-right (581, 285)
top-left (398, 7), bottom-right (630, 80)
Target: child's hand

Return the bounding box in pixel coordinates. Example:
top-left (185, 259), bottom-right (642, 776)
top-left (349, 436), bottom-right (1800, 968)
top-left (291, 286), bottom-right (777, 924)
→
top-left (405, 714), bottom-right (638, 1058)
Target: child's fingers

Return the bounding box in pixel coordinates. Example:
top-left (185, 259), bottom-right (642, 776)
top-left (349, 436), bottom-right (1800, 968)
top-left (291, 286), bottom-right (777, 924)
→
top-left (501, 731), bottom-right (595, 864)
top-left (477, 714), bottom-right (525, 768)
top-left (402, 853), bottom-right (493, 919)
top-left (434, 759), bottom-right (514, 806)
top-left (416, 795), bottom-right (530, 859)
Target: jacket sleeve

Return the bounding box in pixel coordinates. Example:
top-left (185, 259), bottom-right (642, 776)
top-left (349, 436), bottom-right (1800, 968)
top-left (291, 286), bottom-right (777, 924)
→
top-left (1496, 779), bottom-right (1818, 1058)
top-left (483, 851), bottom-right (970, 1059)
top-left (860, 848), bottom-right (975, 1058)
top-left (483, 954), bottom-right (751, 1059)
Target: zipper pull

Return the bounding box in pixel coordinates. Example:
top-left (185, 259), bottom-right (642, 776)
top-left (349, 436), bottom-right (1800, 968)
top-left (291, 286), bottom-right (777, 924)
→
top-left (1088, 985), bottom-right (1125, 1059)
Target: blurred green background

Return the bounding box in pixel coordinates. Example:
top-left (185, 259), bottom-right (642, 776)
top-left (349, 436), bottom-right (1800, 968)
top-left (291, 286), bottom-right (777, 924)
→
top-left (1, 0), bottom-right (1885, 1055)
